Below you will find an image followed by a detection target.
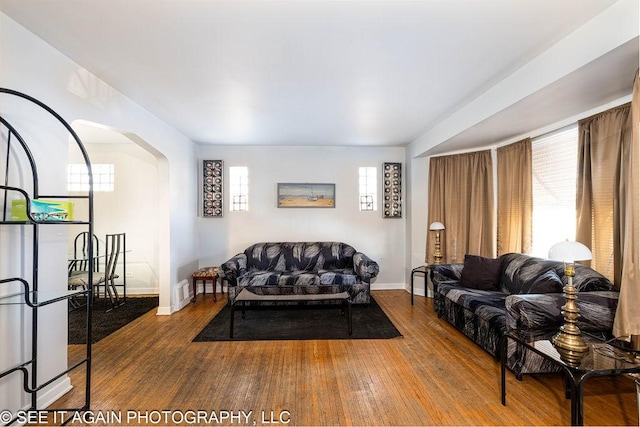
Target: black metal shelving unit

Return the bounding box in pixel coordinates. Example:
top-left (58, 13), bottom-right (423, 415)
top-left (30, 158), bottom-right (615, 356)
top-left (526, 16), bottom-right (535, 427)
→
top-left (0, 88), bottom-right (93, 425)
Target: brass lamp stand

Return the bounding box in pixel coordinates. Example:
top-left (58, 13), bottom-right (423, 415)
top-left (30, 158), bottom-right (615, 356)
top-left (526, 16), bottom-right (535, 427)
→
top-left (429, 221), bottom-right (445, 264)
top-left (552, 262), bottom-right (589, 367)
top-left (548, 241), bottom-right (592, 368)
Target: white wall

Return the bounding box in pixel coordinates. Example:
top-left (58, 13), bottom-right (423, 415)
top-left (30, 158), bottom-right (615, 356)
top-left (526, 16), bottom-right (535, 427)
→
top-left (197, 145), bottom-right (406, 288)
top-left (0, 12), bottom-right (198, 412)
top-left (407, 155), bottom-right (430, 296)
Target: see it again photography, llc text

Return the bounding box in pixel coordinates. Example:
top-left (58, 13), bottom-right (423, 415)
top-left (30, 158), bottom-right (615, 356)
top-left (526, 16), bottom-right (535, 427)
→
top-left (2, 409), bottom-right (292, 425)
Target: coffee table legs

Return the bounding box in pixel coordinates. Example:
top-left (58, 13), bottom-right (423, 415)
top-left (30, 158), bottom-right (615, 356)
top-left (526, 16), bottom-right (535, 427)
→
top-left (501, 333), bottom-right (594, 426)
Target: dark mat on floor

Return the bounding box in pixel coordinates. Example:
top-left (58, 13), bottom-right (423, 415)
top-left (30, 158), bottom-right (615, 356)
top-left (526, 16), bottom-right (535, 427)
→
top-left (68, 296), bottom-right (159, 344)
top-left (192, 297), bottom-right (402, 342)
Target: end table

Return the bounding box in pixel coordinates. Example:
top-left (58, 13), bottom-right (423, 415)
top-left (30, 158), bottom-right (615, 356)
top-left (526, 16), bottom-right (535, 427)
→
top-left (191, 266), bottom-right (222, 302)
top-left (410, 265), bottom-right (430, 305)
top-left (500, 330), bottom-right (640, 425)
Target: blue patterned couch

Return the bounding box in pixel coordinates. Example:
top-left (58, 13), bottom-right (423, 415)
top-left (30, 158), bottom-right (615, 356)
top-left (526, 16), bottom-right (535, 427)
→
top-left (220, 242), bottom-right (379, 305)
top-left (430, 253), bottom-right (619, 376)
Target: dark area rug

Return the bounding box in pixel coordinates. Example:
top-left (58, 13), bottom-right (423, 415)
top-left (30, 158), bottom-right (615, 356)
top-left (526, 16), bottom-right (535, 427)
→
top-left (68, 296), bottom-right (159, 344)
top-left (193, 297), bottom-right (402, 342)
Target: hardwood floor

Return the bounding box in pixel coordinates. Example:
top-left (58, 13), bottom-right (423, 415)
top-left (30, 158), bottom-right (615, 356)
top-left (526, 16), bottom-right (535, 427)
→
top-left (56, 290), bottom-right (638, 426)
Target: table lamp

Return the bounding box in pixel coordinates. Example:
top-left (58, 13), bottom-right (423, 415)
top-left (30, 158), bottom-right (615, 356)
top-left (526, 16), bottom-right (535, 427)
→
top-left (429, 221), bottom-right (445, 264)
top-left (548, 240), bottom-right (592, 366)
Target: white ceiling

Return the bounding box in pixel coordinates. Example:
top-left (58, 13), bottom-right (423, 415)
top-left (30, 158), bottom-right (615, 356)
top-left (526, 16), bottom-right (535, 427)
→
top-left (1, 0), bottom-right (638, 155)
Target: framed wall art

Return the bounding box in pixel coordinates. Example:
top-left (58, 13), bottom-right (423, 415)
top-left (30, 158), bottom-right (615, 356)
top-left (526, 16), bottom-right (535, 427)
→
top-left (202, 160), bottom-right (223, 217)
top-left (382, 162), bottom-right (402, 218)
top-left (277, 183), bottom-right (335, 208)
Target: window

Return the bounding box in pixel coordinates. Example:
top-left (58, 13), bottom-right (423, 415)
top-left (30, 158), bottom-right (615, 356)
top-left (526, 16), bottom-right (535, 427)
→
top-left (359, 167), bottom-right (377, 211)
top-left (531, 125), bottom-right (578, 257)
top-left (229, 166), bottom-right (248, 211)
top-left (67, 163), bottom-right (114, 192)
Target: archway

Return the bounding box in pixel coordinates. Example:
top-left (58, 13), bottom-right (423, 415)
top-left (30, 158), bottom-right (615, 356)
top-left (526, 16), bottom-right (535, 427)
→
top-left (70, 120), bottom-right (170, 314)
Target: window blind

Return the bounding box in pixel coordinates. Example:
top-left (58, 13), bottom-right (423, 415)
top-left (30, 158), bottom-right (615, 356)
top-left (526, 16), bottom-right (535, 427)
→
top-left (531, 125), bottom-right (578, 257)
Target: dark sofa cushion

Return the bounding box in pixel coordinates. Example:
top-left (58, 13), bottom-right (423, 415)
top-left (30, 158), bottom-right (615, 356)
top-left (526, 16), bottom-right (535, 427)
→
top-left (506, 291), bottom-right (619, 331)
top-left (528, 269), bottom-right (564, 293)
top-left (244, 242), bottom-right (356, 272)
top-left (430, 263), bottom-right (464, 283)
top-left (500, 253), bottom-right (614, 295)
top-left (460, 254), bottom-right (502, 290)
top-left (318, 269), bottom-right (358, 285)
top-left (436, 282), bottom-right (507, 357)
top-left (500, 253), bottom-right (564, 295)
top-left (573, 264), bottom-right (615, 292)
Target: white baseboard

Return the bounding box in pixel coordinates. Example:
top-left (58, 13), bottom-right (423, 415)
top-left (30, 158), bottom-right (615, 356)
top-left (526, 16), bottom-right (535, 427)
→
top-left (171, 279), bottom-right (192, 314)
top-left (127, 287), bottom-right (159, 295)
top-left (156, 306), bottom-right (172, 316)
top-left (371, 282), bottom-right (406, 291)
top-left (40, 375), bottom-right (73, 410)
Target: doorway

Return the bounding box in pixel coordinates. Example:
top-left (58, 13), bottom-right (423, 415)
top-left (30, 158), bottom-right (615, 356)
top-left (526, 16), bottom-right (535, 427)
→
top-left (70, 120), bottom-right (170, 313)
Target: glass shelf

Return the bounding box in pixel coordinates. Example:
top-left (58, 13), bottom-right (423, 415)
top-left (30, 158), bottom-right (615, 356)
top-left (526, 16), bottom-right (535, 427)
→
top-left (0, 288), bottom-right (89, 306)
top-left (0, 220), bottom-right (91, 225)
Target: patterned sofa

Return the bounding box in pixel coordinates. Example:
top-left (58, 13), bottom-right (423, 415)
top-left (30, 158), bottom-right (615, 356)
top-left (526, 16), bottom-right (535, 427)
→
top-left (220, 242), bottom-right (379, 305)
top-left (430, 253), bottom-right (619, 376)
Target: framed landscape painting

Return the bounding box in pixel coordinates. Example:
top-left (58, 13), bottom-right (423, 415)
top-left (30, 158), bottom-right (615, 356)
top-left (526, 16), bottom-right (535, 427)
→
top-left (277, 183), bottom-right (335, 208)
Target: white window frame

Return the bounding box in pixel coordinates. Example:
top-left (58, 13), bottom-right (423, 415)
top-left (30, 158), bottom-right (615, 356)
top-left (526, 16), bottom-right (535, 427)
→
top-left (229, 166), bottom-right (249, 212)
top-left (359, 166), bottom-right (377, 211)
top-left (67, 163), bottom-right (114, 192)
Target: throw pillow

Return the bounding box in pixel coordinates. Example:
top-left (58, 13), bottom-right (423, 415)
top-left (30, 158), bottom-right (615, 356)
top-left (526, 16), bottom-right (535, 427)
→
top-left (459, 254), bottom-right (502, 291)
top-left (528, 269), bottom-right (564, 294)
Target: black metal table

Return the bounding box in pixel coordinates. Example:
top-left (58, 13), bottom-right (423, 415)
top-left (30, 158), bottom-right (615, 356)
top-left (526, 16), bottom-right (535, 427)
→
top-left (500, 330), bottom-right (640, 426)
top-left (410, 265), bottom-right (430, 305)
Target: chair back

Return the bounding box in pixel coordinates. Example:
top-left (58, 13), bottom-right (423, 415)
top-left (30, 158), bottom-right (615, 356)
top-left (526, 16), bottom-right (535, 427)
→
top-left (104, 233), bottom-right (125, 281)
top-left (72, 232), bottom-right (99, 272)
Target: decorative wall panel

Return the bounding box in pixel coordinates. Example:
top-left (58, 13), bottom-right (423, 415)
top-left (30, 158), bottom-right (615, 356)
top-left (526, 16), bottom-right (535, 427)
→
top-left (382, 162), bottom-right (402, 218)
top-left (203, 160), bottom-right (223, 217)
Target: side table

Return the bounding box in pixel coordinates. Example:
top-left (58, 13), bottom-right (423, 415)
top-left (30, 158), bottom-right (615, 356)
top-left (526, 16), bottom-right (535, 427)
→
top-left (191, 266), bottom-right (223, 302)
top-left (500, 330), bottom-right (640, 426)
top-left (410, 265), bottom-right (430, 305)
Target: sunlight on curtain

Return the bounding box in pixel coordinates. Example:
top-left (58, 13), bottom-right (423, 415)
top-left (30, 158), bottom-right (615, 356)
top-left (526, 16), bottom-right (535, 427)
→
top-left (577, 103), bottom-right (631, 282)
top-left (613, 70), bottom-right (640, 341)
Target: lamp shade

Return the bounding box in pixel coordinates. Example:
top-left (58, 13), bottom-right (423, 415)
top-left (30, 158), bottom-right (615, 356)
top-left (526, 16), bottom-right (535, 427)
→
top-left (548, 241), bottom-right (592, 262)
top-left (429, 221), bottom-right (445, 231)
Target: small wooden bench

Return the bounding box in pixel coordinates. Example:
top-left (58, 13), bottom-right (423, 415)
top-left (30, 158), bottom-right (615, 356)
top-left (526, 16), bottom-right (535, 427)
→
top-left (230, 288), bottom-right (352, 338)
top-left (191, 266), bottom-right (223, 302)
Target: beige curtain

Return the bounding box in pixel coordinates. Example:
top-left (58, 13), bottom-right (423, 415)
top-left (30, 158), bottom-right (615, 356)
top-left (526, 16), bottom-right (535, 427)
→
top-left (497, 139), bottom-right (532, 255)
top-left (427, 150), bottom-right (494, 264)
top-left (576, 102), bottom-right (631, 282)
top-left (613, 71), bottom-right (640, 341)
